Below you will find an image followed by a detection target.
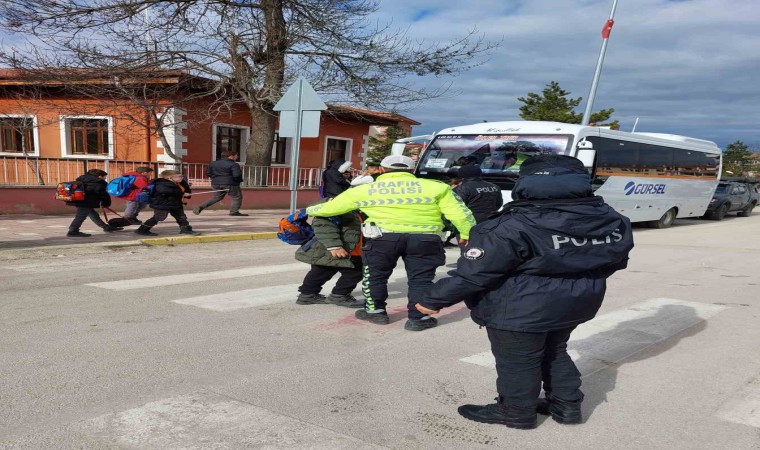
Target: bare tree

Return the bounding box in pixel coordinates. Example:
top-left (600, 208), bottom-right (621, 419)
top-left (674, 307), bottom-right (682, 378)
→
top-left (1, 0), bottom-right (498, 166)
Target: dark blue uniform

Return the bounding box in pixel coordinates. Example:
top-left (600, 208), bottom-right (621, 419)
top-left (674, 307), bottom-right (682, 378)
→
top-left (419, 155), bottom-right (634, 429)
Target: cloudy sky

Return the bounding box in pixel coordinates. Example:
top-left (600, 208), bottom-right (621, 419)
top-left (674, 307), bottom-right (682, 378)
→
top-left (371, 0), bottom-right (759, 149)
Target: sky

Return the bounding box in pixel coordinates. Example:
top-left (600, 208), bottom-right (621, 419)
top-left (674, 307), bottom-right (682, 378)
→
top-left (371, 0), bottom-right (760, 149)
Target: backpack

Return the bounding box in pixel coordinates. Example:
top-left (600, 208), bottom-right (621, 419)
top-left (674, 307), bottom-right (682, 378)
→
top-left (55, 181), bottom-right (85, 202)
top-left (136, 185), bottom-right (155, 204)
top-left (277, 209), bottom-right (315, 245)
top-left (106, 175), bottom-right (136, 197)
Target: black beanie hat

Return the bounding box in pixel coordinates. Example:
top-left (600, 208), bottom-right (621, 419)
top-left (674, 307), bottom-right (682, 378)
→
top-left (457, 165), bottom-right (482, 178)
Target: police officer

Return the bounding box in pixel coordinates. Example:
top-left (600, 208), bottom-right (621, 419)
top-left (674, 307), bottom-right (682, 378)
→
top-left (415, 155), bottom-right (634, 429)
top-left (306, 154), bottom-right (476, 331)
top-left (454, 165), bottom-right (503, 223)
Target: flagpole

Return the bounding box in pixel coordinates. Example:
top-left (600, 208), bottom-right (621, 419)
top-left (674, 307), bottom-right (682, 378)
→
top-left (581, 0), bottom-right (619, 126)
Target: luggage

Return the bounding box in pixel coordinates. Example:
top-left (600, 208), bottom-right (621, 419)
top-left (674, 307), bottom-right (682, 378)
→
top-left (136, 185), bottom-right (155, 204)
top-left (106, 175), bottom-right (137, 197)
top-left (277, 209), bottom-right (315, 245)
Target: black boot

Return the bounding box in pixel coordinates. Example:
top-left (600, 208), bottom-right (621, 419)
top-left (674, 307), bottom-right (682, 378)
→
top-left (192, 206), bottom-right (204, 215)
top-left (67, 230), bottom-right (91, 237)
top-left (355, 309), bottom-right (390, 324)
top-left (327, 294), bottom-right (364, 308)
top-left (296, 293), bottom-right (328, 305)
top-left (537, 395), bottom-right (583, 425)
top-left (179, 226), bottom-right (200, 235)
top-left (458, 396), bottom-right (537, 430)
top-left (404, 316), bottom-right (438, 331)
top-left (135, 225), bottom-right (158, 236)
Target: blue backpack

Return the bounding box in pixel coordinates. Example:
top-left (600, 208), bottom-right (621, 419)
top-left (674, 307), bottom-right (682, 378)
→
top-left (136, 185), bottom-right (155, 204)
top-left (277, 209), bottom-right (315, 245)
top-left (106, 175), bottom-right (136, 197)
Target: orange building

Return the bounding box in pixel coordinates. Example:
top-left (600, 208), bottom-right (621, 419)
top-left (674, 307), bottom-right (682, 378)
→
top-left (0, 70), bottom-right (419, 170)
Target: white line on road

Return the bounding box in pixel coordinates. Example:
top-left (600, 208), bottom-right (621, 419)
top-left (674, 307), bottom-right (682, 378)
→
top-left (171, 266), bottom-right (452, 312)
top-left (79, 391), bottom-right (384, 448)
top-left (86, 263), bottom-right (308, 291)
top-left (716, 375), bottom-right (760, 429)
top-left (459, 298), bottom-right (727, 376)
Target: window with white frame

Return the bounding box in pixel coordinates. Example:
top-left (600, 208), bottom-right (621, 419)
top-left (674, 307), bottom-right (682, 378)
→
top-left (213, 124), bottom-right (249, 161)
top-left (325, 137), bottom-right (352, 166)
top-left (0, 116), bottom-right (37, 155)
top-left (60, 116), bottom-right (113, 158)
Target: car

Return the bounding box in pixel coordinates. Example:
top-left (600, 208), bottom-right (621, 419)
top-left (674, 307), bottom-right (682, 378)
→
top-left (703, 178), bottom-right (758, 220)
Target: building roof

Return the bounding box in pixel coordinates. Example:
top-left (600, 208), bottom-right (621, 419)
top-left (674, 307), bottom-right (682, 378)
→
top-left (0, 68), bottom-right (419, 126)
top-left (327, 105), bottom-right (420, 126)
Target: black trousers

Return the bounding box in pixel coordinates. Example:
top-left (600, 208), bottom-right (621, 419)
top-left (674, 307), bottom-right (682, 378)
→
top-left (199, 184), bottom-right (243, 213)
top-left (487, 326), bottom-right (583, 409)
top-left (144, 208), bottom-right (190, 228)
top-left (69, 206), bottom-right (108, 231)
top-left (299, 256), bottom-right (363, 296)
top-left (361, 233), bottom-right (445, 320)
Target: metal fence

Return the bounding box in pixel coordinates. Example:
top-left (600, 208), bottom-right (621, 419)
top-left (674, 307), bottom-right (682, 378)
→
top-left (0, 156), bottom-right (326, 189)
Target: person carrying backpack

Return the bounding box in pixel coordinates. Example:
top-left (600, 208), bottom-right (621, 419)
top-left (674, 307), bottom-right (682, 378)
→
top-left (294, 177), bottom-right (374, 307)
top-left (120, 166), bottom-right (153, 225)
top-left (66, 169), bottom-right (122, 237)
top-left (135, 170), bottom-right (198, 236)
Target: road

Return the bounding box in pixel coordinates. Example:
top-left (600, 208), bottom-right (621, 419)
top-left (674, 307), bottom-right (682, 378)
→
top-left (1, 215), bottom-right (759, 449)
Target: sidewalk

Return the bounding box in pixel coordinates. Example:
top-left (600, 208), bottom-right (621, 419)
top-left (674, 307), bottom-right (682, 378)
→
top-left (0, 209), bottom-right (288, 250)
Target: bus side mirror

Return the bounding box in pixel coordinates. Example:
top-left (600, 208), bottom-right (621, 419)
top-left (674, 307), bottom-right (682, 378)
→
top-left (576, 148), bottom-right (596, 167)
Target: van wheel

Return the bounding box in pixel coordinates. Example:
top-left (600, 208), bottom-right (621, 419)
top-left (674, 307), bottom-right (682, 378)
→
top-left (737, 202), bottom-right (755, 217)
top-left (707, 203), bottom-right (729, 221)
top-left (648, 208), bottom-right (677, 229)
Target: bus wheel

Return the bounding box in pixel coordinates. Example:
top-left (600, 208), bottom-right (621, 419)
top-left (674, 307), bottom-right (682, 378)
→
top-left (648, 208), bottom-right (677, 229)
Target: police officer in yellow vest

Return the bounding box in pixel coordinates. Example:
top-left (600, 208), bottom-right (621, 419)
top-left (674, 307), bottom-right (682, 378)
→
top-left (306, 155), bottom-right (476, 331)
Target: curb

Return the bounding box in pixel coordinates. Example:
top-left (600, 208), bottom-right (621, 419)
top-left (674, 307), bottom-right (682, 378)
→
top-left (139, 232), bottom-right (278, 246)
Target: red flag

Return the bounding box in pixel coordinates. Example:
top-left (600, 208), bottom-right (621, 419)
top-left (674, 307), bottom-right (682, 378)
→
top-left (601, 19), bottom-right (615, 39)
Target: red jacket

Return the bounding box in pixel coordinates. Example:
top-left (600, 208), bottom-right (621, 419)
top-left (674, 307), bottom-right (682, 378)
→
top-left (122, 171), bottom-right (151, 201)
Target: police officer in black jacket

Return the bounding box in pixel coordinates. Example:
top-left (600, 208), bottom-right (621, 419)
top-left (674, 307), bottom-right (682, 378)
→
top-left (415, 155), bottom-right (634, 430)
top-left (453, 165), bottom-right (503, 223)
top-left (193, 150), bottom-right (247, 216)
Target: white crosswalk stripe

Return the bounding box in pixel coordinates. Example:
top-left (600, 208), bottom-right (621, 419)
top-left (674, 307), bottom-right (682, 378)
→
top-left (86, 263), bottom-right (307, 290)
top-left (459, 298), bottom-right (727, 377)
top-left (171, 266), bottom-right (449, 311)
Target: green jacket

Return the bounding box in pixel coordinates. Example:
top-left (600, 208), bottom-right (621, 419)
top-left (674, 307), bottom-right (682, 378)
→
top-left (306, 171), bottom-right (476, 239)
top-left (295, 206), bottom-right (362, 269)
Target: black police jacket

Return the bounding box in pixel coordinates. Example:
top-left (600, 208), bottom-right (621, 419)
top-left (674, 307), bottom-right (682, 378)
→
top-left (421, 195), bottom-right (634, 332)
top-left (66, 174), bottom-right (111, 208)
top-left (454, 178), bottom-right (503, 223)
top-left (206, 158), bottom-right (243, 185)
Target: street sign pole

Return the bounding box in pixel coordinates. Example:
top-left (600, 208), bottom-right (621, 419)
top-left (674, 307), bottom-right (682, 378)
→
top-left (288, 80), bottom-right (304, 214)
top-left (274, 77), bottom-right (327, 215)
top-left (581, 0), bottom-right (618, 126)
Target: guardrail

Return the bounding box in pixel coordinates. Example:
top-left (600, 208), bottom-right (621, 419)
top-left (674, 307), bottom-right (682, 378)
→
top-left (0, 156), bottom-right (327, 189)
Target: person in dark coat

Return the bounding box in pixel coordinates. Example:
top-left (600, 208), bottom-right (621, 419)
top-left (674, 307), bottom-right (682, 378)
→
top-left (295, 176), bottom-right (374, 307)
top-left (415, 154), bottom-right (634, 430)
top-left (454, 165), bottom-right (503, 223)
top-left (322, 159), bottom-right (352, 198)
top-left (66, 169), bottom-right (122, 237)
top-left (193, 150), bottom-right (247, 216)
top-left (135, 170), bottom-right (198, 236)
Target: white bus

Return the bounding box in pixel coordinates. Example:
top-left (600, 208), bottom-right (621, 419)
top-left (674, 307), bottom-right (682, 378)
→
top-left (411, 121), bottom-right (722, 228)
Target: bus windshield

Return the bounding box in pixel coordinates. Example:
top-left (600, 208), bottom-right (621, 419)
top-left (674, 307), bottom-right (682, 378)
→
top-left (416, 134), bottom-right (573, 182)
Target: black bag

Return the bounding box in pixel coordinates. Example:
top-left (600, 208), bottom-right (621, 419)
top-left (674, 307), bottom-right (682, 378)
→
top-left (102, 207), bottom-right (133, 227)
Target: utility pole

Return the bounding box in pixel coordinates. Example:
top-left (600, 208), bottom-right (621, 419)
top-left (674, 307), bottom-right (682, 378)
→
top-left (581, 0), bottom-right (619, 126)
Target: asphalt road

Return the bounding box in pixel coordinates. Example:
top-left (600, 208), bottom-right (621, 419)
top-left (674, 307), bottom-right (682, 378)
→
top-left (1, 215), bottom-right (759, 449)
